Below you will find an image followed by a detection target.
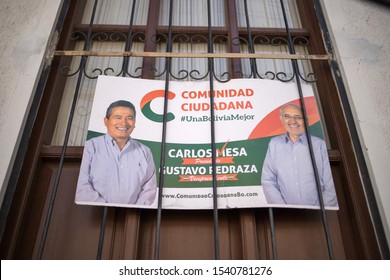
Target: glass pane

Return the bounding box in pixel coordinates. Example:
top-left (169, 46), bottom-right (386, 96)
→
top-left (166, 42), bottom-right (209, 81)
top-left (53, 0), bottom-right (312, 146)
top-left (82, 0), bottom-right (150, 25)
top-left (239, 43), bottom-right (330, 145)
top-left (236, 0), bottom-right (302, 28)
top-left (52, 41), bottom-right (145, 146)
top-left (159, 0), bottom-right (226, 27)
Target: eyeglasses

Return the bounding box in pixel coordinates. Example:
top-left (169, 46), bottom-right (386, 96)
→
top-left (282, 114), bottom-right (304, 120)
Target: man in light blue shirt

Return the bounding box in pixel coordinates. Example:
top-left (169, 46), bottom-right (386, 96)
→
top-left (261, 103), bottom-right (338, 207)
top-left (75, 100), bottom-right (157, 205)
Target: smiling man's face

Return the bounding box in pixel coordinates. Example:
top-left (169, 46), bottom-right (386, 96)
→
top-left (104, 106), bottom-right (135, 144)
top-left (280, 105), bottom-right (305, 142)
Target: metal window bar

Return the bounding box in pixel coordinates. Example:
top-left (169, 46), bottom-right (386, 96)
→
top-left (154, 0), bottom-right (174, 260)
top-left (121, 0), bottom-right (138, 78)
top-left (37, 0), bottom-right (100, 260)
top-left (242, 0), bottom-right (258, 77)
top-left (279, 0), bottom-right (334, 259)
top-left (242, 0), bottom-right (278, 260)
top-left (207, 0), bottom-right (220, 260)
top-left (96, 0), bottom-right (139, 260)
top-left (268, 208), bottom-right (278, 259)
top-left (96, 206), bottom-right (108, 259)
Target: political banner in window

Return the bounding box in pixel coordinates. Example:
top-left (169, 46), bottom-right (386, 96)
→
top-left (75, 76), bottom-right (338, 210)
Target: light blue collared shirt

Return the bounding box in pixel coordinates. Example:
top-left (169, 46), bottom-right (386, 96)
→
top-left (76, 134), bottom-right (157, 205)
top-left (261, 133), bottom-right (338, 207)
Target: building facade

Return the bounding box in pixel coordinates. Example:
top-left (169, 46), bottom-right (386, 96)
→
top-left (0, 0), bottom-right (389, 259)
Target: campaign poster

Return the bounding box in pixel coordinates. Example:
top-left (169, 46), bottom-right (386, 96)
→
top-left (75, 76), bottom-right (338, 210)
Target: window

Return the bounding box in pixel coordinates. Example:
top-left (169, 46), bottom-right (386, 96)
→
top-left (52, 0), bottom-right (319, 146)
top-left (1, 0), bottom-right (382, 260)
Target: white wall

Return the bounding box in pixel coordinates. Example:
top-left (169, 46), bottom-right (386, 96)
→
top-left (0, 0), bottom-right (63, 205)
top-left (321, 0), bottom-right (390, 244)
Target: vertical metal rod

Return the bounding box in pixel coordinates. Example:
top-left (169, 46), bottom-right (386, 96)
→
top-left (268, 208), bottom-right (278, 259)
top-left (96, 206), bottom-right (108, 259)
top-left (121, 0), bottom-right (137, 75)
top-left (243, 0), bottom-right (258, 76)
top-left (90, 1), bottom-right (139, 262)
top-left (37, 0), bottom-right (100, 260)
top-left (207, 0), bottom-right (220, 260)
top-left (279, 0), bottom-right (334, 259)
top-left (154, 0), bottom-right (174, 260)
top-left (243, 0), bottom-right (278, 259)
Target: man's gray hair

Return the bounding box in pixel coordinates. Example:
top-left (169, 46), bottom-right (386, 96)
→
top-left (279, 103), bottom-right (302, 116)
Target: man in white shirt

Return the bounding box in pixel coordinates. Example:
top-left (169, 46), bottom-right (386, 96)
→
top-left (261, 103), bottom-right (338, 207)
top-left (75, 100), bottom-right (157, 205)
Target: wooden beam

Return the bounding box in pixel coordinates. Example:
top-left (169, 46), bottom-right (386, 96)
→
top-left (54, 50), bottom-right (330, 60)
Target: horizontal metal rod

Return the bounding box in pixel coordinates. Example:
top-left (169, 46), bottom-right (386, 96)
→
top-left (54, 50), bottom-right (330, 60)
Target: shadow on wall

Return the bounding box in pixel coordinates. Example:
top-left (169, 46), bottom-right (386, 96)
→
top-left (364, 0), bottom-right (390, 8)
